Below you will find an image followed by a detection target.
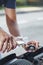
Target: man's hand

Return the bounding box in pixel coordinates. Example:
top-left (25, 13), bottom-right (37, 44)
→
top-left (0, 28), bottom-right (17, 53)
top-left (23, 40), bottom-right (39, 52)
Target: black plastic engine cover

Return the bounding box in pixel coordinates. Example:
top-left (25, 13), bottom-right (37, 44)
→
top-left (0, 47), bottom-right (43, 65)
top-left (0, 53), bottom-right (16, 65)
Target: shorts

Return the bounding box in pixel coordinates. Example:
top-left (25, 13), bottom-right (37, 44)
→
top-left (0, 0), bottom-right (16, 9)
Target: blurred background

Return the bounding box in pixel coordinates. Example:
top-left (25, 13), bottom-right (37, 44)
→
top-left (16, 0), bottom-right (43, 6)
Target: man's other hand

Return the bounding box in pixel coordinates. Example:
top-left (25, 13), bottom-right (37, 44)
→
top-left (23, 40), bottom-right (39, 52)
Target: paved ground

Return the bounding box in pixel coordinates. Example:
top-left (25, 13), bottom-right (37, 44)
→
top-left (16, 7), bottom-right (43, 13)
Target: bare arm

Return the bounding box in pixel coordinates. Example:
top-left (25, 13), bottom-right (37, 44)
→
top-left (5, 8), bottom-right (20, 37)
top-left (0, 8), bottom-right (19, 52)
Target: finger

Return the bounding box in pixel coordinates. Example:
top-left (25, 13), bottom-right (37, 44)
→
top-left (35, 42), bottom-right (39, 48)
top-left (12, 38), bottom-right (17, 49)
top-left (1, 40), bottom-right (8, 53)
top-left (7, 43), bottom-right (10, 52)
top-left (27, 41), bottom-right (33, 45)
top-left (27, 41), bottom-right (36, 45)
top-left (8, 40), bottom-right (12, 51)
top-left (7, 37), bottom-right (13, 52)
top-left (0, 41), bottom-right (4, 51)
top-left (22, 44), bottom-right (29, 51)
top-left (9, 37), bottom-right (17, 49)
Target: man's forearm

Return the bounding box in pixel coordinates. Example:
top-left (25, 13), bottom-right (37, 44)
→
top-left (5, 8), bottom-right (20, 37)
top-left (7, 20), bottom-right (20, 37)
